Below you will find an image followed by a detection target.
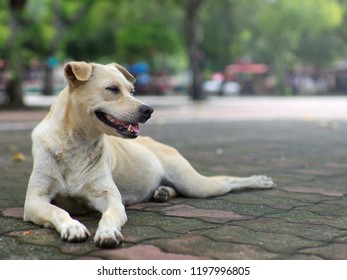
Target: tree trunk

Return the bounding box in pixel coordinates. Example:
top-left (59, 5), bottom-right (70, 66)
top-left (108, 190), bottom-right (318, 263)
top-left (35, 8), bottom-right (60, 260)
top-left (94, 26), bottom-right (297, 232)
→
top-left (185, 0), bottom-right (205, 101)
top-left (42, 65), bottom-right (54, 96)
top-left (3, 0), bottom-right (27, 108)
top-left (6, 75), bottom-right (25, 108)
top-left (42, 0), bottom-right (61, 96)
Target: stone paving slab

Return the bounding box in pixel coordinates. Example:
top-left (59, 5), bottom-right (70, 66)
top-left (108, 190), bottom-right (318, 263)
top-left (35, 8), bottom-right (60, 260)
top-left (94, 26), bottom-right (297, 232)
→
top-left (0, 98), bottom-right (347, 260)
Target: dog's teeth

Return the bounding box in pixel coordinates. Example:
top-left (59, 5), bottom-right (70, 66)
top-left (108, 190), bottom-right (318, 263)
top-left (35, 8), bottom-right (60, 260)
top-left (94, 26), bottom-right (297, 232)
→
top-left (106, 114), bottom-right (118, 124)
top-left (106, 114), bottom-right (114, 122)
top-left (127, 124), bottom-right (132, 132)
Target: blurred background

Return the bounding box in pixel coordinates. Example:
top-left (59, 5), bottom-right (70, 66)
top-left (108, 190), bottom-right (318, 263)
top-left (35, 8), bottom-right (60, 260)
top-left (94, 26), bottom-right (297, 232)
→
top-left (1, 0), bottom-right (347, 108)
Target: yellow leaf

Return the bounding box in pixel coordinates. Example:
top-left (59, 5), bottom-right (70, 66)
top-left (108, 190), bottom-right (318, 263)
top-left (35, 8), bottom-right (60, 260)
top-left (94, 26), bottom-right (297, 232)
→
top-left (12, 152), bottom-right (26, 162)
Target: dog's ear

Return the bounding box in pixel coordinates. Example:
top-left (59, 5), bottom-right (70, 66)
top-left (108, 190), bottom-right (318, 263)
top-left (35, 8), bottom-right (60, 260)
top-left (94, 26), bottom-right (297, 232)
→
top-left (64, 62), bottom-right (92, 85)
top-left (112, 63), bottom-right (136, 84)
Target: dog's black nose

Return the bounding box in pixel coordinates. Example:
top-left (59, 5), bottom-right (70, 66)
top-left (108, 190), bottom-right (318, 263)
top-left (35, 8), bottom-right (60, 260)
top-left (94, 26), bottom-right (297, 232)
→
top-left (139, 104), bottom-right (153, 121)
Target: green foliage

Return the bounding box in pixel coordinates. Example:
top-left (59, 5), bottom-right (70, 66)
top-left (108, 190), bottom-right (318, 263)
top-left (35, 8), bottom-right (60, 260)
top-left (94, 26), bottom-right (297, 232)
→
top-left (200, 0), bottom-right (234, 71)
top-left (0, 26), bottom-right (10, 48)
top-left (117, 21), bottom-right (180, 61)
top-left (1, 0), bottom-right (347, 82)
top-left (227, 0), bottom-right (346, 92)
top-left (63, 1), bottom-right (115, 62)
top-left (114, 0), bottom-right (185, 68)
top-left (258, 0), bottom-right (342, 48)
top-left (232, 0), bottom-right (344, 66)
top-left (62, 0), bottom-right (186, 71)
top-left (0, 2), bottom-right (10, 47)
top-left (25, 0), bottom-right (50, 20)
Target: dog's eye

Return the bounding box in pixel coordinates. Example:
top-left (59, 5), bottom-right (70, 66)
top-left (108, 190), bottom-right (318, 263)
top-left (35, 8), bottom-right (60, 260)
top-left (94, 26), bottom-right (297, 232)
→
top-left (106, 86), bottom-right (120, 93)
top-left (130, 89), bottom-right (135, 96)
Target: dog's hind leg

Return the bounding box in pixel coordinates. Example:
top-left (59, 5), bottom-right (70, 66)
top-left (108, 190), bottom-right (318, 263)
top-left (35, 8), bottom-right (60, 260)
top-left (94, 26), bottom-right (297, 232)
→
top-left (160, 149), bottom-right (275, 198)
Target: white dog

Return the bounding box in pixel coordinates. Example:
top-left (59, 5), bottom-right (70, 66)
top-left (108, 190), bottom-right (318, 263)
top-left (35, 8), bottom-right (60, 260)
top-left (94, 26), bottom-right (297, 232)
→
top-left (24, 62), bottom-right (275, 248)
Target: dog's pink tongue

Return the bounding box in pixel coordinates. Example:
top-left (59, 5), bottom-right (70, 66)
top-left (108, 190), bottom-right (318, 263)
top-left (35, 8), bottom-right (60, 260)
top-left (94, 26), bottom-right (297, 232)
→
top-left (132, 124), bottom-right (140, 134)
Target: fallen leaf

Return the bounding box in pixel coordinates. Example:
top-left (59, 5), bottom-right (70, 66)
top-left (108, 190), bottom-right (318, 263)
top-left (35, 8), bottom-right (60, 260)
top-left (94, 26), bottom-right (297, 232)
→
top-left (12, 152), bottom-right (26, 162)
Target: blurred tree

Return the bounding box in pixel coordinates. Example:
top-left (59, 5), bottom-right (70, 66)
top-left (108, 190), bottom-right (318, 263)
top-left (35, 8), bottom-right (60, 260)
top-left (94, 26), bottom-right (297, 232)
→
top-left (2, 0), bottom-right (347, 107)
top-left (296, 31), bottom-right (346, 67)
top-left (177, 0), bottom-right (205, 100)
top-left (64, 0), bottom-right (119, 62)
top-left (2, 0), bottom-right (27, 108)
top-left (64, 0), bottom-right (185, 71)
top-left (200, 0), bottom-right (234, 71)
top-left (231, 0), bottom-right (343, 93)
top-left (40, 0), bottom-right (95, 95)
top-left (115, 0), bottom-right (184, 67)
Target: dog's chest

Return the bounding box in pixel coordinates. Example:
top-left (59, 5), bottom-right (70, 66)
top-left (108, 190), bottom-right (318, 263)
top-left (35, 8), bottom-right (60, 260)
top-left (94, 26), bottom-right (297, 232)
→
top-left (53, 138), bottom-right (103, 187)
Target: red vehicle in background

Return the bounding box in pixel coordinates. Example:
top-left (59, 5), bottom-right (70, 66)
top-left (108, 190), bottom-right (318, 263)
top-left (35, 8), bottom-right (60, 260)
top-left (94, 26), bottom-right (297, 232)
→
top-left (224, 62), bottom-right (270, 95)
top-left (203, 60), bottom-right (272, 96)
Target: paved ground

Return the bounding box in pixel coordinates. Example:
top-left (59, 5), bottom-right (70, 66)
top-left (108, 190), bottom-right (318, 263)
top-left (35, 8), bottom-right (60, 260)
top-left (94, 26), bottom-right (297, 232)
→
top-left (0, 96), bottom-right (347, 259)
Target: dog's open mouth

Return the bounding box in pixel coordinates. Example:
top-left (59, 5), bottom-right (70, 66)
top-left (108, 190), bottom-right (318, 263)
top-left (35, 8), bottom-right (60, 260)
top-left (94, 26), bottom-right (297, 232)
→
top-left (95, 111), bottom-right (140, 138)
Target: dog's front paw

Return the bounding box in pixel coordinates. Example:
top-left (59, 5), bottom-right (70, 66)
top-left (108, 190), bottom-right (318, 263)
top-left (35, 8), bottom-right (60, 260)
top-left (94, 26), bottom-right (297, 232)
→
top-left (251, 175), bottom-right (276, 189)
top-left (60, 219), bottom-right (90, 242)
top-left (94, 226), bottom-right (124, 248)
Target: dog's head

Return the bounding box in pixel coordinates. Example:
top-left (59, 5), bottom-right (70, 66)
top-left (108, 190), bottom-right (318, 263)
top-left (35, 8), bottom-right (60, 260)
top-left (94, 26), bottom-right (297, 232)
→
top-left (64, 61), bottom-right (153, 139)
